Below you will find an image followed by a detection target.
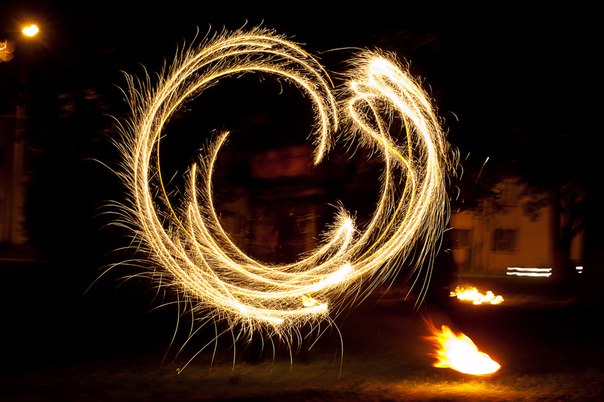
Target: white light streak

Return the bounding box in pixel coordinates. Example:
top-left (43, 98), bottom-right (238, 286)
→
top-left (109, 27), bottom-right (455, 361)
top-left (506, 267), bottom-right (552, 278)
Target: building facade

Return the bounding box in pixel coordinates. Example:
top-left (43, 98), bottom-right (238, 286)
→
top-left (449, 178), bottom-right (584, 278)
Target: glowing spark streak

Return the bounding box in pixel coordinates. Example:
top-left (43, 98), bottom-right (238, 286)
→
top-left (113, 27), bottom-right (454, 341)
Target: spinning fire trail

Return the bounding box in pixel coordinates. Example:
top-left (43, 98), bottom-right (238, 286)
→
top-left (112, 27), bottom-right (456, 355)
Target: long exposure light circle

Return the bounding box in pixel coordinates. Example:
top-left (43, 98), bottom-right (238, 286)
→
top-left (114, 27), bottom-right (454, 343)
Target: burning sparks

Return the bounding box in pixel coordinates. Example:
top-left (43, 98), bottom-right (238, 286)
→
top-left (428, 323), bottom-right (501, 376)
top-left (110, 27), bottom-right (455, 360)
top-left (450, 286), bottom-right (504, 305)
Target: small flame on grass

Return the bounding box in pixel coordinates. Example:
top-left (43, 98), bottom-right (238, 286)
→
top-left (450, 286), bottom-right (504, 305)
top-left (427, 321), bottom-right (501, 375)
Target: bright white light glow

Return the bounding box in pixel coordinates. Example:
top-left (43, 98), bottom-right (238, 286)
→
top-left (110, 27), bottom-right (455, 360)
top-left (506, 267), bottom-right (552, 278)
top-left (21, 24), bottom-right (39, 37)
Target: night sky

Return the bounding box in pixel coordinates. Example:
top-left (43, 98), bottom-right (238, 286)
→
top-left (2, 2), bottom-right (597, 157)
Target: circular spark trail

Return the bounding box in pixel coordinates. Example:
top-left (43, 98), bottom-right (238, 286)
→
top-left (113, 27), bottom-right (454, 343)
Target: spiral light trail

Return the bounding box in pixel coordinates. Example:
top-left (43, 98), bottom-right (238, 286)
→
top-left (112, 26), bottom-right (455, 353)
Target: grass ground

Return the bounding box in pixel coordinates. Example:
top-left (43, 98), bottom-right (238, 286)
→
top-left (2, 263), bottom-right (603, 401)
top-left (0, 274), bottom-right (604, 402)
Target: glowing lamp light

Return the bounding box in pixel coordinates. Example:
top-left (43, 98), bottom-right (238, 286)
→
top-left (21, 24), bottom-right (40, 37)
top-left (450, 286), bottom-right (504, 305)
top-left (429, 324), bottom-right (501, 376)
top-left (1, 23), bottom-right (39, 63)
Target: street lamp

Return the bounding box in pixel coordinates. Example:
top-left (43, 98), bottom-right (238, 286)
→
top-left (0, 22), bottom-right (40, 62)
top-left (0, 21), bottom-right (41, 245)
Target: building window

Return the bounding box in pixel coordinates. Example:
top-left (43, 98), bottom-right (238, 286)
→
top-left (450, 228), bottom-right (471, 248)
top-left (492, 228), bottom-right (517, 252)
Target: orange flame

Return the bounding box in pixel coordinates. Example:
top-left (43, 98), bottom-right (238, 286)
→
top-left (428, 323), bottom-right (501, 375)
top-left (450, 286), bottom-right (504, 305)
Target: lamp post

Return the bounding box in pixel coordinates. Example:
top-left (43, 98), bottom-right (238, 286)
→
top-left (0, 22), bottom-right (40, 245)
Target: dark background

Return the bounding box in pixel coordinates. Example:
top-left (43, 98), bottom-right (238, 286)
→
top-left (1, 3), bottom-right (603, 401)
top-left (1, 0), bottom-right (600, 297)
top-left (0, 0), bottom-right (600, 359)
top-left (2, 1), bottom-right (597, 246)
